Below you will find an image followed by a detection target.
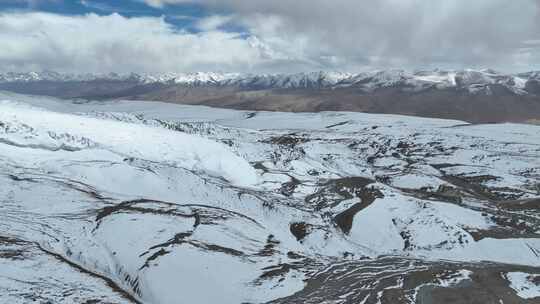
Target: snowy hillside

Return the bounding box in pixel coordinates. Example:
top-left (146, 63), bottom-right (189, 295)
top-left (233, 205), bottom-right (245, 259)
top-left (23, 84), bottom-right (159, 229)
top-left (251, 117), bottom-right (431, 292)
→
top-left (1, 92), bottom-right (539, 303)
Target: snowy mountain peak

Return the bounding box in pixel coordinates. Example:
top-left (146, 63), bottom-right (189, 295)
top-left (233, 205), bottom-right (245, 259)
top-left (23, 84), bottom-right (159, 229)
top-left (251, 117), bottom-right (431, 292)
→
top-left (0, 69), bottom-right (539, 94)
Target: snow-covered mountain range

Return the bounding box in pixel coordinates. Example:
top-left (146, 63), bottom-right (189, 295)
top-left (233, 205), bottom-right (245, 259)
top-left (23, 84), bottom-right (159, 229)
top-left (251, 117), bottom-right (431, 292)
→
top-left (1, 92), bottom-right (539, 303)
top-left (1, 69), bottom-right (540, 124)
top-left (1, 69), bottom-right (539, 94)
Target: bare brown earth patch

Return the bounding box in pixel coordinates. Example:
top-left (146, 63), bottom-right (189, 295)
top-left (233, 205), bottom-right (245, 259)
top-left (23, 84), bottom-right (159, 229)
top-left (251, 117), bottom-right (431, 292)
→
top-left (268, 257), bottom-right (540, 304)
top-left (133, 86), bottom-right (540, 123)
top-left (2, 81), bottom-right (540, 123)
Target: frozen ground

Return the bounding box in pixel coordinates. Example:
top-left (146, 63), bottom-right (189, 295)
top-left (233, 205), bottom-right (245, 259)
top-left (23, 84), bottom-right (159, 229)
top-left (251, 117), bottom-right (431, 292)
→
top-left (0, 92), bottom-right (539, 303)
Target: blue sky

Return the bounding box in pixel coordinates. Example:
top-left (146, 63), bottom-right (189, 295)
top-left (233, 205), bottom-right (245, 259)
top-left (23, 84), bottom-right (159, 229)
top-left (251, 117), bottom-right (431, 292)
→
top-left (0, 0), bottom-right (539, 73)
top-left (0, 0), bottom-right (217, 32)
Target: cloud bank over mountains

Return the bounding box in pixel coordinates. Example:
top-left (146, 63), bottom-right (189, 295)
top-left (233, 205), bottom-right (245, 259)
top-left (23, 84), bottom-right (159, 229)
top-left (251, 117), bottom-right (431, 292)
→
top-left (0, 0), bottom-right (539, 73)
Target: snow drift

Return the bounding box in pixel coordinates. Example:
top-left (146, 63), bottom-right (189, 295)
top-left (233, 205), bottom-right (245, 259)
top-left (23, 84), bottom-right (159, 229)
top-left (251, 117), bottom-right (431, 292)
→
top-left (0, 100), bottom-right (257, 187)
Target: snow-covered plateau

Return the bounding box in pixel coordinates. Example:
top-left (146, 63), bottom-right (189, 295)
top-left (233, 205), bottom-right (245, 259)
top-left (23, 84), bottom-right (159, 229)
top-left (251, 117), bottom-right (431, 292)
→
top-left (0, 92), bottom-right (539, 303)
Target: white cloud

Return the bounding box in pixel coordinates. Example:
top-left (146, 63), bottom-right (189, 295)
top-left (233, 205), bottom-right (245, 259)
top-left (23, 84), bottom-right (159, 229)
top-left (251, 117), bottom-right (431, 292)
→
top-left (141, 0), bottom-right (540, 71)
top-left (140, 0), bottom-right (191, 8)
top-left (0, 12), bottom-right (307, 73)
top-left (2, 0), bottom-right (540, 73)
top-left (194, 15), bottom-right (233, 31)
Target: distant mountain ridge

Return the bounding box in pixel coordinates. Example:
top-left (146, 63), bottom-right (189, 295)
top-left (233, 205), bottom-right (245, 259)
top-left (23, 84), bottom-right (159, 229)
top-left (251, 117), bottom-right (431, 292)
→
top-left (1, 69), bottom-right (539, 94)
top-left (1, 69), bottom-right (540, 123)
